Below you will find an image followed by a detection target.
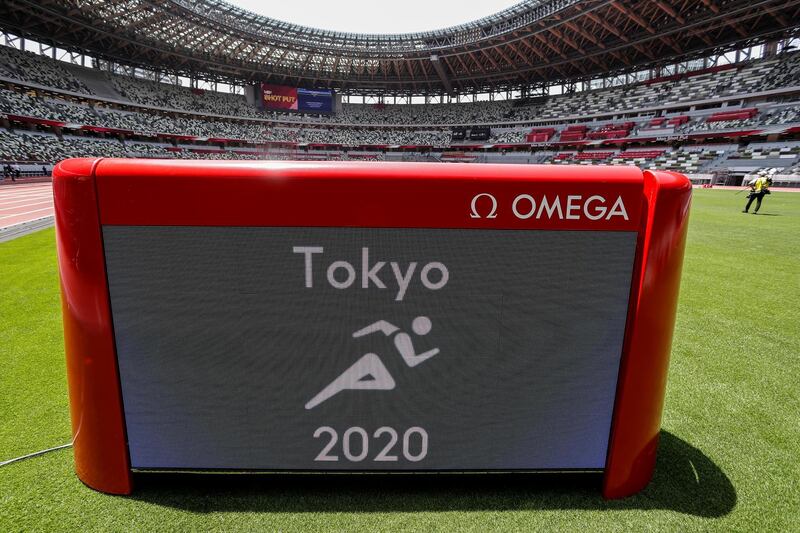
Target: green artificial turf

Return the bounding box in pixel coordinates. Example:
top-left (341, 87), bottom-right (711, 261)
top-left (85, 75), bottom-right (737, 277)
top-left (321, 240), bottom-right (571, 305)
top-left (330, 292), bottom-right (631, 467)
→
top-left (1, 189), bottom-right (798, 532)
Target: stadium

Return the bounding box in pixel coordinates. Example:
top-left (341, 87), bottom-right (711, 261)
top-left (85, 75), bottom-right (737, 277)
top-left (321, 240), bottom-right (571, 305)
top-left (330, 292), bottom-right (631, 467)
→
top-left (0, 0), bottom-right (798, 531)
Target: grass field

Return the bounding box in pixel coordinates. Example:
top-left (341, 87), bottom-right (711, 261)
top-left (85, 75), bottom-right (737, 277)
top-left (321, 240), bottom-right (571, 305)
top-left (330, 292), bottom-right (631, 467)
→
top-left (1, 189), bottom-right (798, 532)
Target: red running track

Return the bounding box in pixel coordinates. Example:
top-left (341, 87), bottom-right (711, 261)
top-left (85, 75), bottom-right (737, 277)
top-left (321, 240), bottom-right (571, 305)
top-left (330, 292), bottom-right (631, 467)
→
top-left (0, 180), bottom-right (54, 229)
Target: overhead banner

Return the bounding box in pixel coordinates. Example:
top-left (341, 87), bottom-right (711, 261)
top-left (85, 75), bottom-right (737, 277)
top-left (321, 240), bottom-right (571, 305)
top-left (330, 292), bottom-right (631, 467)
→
top-left (261, 84), bottom-right (333, 113)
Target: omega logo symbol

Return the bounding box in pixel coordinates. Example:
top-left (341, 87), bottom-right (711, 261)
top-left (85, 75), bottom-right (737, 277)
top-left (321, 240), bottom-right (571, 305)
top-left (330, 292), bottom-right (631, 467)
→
top-left (470, 192), bottom-right (629, 222)
top-left (469, 193), bottom-right (498, 219)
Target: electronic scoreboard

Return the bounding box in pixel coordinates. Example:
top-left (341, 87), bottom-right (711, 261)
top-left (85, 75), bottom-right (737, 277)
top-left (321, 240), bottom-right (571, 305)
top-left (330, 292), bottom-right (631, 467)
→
top-left (53, 159), bottom-right (691, 499)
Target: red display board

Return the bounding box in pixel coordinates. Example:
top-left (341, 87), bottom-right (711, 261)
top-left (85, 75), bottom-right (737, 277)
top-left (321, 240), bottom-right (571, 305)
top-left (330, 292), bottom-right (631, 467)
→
top-left (261, 83), bottom-right (298, 111)
top-left (53, 159), bottom-right (691, 498)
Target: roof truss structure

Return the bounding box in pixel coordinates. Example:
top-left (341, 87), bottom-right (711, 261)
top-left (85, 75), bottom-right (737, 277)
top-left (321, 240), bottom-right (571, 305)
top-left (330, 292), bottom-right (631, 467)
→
top-left (1, 0), bottom-right (799, 94)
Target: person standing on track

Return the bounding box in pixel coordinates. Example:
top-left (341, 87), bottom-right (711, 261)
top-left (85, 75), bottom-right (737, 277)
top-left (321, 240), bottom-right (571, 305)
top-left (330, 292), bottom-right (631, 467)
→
top-left (742, 174), bottom-right (772, 214)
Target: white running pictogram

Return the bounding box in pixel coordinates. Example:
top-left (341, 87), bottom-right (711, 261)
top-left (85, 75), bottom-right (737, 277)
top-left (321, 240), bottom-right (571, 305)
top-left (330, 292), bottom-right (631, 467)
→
top-left (304, 316), bottom-right (439, 410)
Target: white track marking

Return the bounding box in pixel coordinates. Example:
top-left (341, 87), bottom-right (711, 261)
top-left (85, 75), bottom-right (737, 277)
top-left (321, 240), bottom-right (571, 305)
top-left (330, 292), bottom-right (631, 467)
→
top-left (0, 198), bottom-right (53, 207)
top-left (0, 207), bottom-right (54, 220)
top-left (0, 192), bottom-right (54, 201)
top-left (0, 201), bottom-right (54, 212)
top-left (0, 184), bottom-right (51, 192)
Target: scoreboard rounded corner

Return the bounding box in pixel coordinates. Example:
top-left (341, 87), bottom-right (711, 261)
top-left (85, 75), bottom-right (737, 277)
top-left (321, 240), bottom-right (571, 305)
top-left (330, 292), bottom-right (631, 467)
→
top-left (53, 157), bottom-right (133, 495)
top-left (53, 159), bottom-right (691, 499)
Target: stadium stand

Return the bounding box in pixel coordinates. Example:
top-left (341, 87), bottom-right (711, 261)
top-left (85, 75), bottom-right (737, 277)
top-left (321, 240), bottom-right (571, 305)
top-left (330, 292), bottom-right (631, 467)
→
top-left (1, 41), bottom-right (800, 186)
top-left (763, 105), bottom-right (800, 125)
top-left (609, 150), bottom-right (668, 166)
top-left (3, 44), bottom-right (800, 128)
top-left (0, 46), bottom-right (91, 94)
top-left (650, 147), bottom-right (731, 174)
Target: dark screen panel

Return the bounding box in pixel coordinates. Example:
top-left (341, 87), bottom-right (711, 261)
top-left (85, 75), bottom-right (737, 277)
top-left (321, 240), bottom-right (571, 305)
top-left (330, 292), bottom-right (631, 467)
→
top-left (103, 227), bottom-right (636, 470)
top-left (298, 88), bottom-right (333, 113)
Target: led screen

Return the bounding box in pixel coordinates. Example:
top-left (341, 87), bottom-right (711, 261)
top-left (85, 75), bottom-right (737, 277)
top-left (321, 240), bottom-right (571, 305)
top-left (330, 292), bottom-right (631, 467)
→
top-left (298, 88), bottom-right (333, 113)
top-left (104, 227), bottom-right (636, 471)
top-left (261, 84), bottom-right (298, 111)
top-left (261, 84), bottom-right (333, 113)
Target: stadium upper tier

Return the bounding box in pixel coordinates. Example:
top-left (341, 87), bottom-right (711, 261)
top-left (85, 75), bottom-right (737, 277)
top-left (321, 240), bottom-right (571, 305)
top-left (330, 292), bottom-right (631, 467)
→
top-left (2, 45), bottom-right (800, 129)
top-left (2, 0), bottom-right (799, 93)
top-left (2, 43), bottom-right (800, 185)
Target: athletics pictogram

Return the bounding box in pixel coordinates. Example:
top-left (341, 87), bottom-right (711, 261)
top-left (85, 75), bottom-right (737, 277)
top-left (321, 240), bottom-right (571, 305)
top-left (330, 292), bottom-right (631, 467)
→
top-left (304, 316), bottom-right (439, 410)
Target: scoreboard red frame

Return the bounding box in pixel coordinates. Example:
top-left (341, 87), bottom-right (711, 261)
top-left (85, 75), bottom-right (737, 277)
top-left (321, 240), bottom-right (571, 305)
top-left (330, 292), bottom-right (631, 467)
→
top-left (53, 158), bottom-right (691, 499)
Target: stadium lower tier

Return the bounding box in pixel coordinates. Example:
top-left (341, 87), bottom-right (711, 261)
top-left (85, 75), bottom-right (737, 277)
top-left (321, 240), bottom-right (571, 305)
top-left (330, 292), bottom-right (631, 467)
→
top-left (2, 129), bottom-right (799, 188)
top-left (3, 83), bottom-right (800, 146)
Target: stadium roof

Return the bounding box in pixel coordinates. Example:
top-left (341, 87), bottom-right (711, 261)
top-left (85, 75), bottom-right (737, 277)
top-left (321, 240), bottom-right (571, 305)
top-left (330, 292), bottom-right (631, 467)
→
top-left (224, 1), bottom-right (523, 35)
top-left (1, 0), bottom-right (799, 94)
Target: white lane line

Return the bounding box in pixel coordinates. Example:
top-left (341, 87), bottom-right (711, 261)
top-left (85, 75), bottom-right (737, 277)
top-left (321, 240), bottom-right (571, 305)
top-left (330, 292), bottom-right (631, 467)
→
top-left (2, 187), bottom-right (52, 193)
top-left (0, 196), bottom-right (54, 205)
top-left (0, 192), bottom-right (54, 201)
top-left (0, 196), bottom-right (54, 206)
top-left (0, 193), bottom-right (54, 201)
top-left (0, 182), bottom-right (53, 189)
top-left (0, 184), bottom-right (52, 191)
top-left (0, 201), bottom-right (54, 212)
top-left (0, 194), bottom-right (54, 201)
top-left (0, 207), bottom-right (54, 220)
top-left (0, 186), bottom-right (52, 194)
top-left (0, 198), bottom-right (53, 207)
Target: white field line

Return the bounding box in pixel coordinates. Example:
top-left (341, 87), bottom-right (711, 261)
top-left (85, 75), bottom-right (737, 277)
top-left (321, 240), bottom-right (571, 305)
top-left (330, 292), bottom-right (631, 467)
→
top-left (0, 207), bottom-right (54, 220)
